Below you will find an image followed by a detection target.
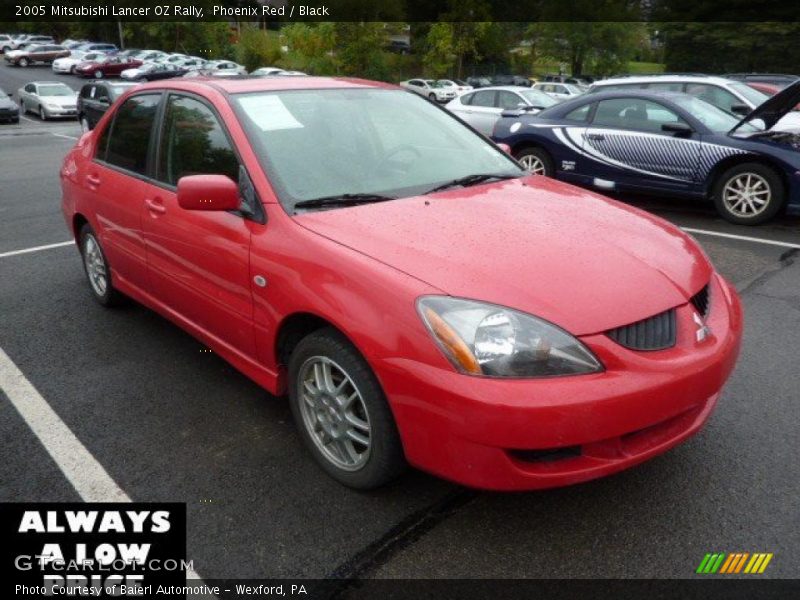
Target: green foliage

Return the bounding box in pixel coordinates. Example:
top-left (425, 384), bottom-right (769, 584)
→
top-left (236, 26), bottom-right (282, 73)
top-left (278, 23), bottom-right (339, 74)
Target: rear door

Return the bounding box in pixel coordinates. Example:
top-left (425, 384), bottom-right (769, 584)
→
top-left (140, 92), bottom-right (258, 358)
top-left (462, 89), bottom-right (499, 135)
top-left (582, 97), bottom-right (702, 192)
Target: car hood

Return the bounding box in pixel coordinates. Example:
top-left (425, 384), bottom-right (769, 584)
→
top-left (0, 96), bottom-right (16, 109)
top-left (42, 96), bottom-right (77, 107)
top-left (295, 177), bottom-right (711, 335)
top-left (731, 79), bottom-right (800, 133)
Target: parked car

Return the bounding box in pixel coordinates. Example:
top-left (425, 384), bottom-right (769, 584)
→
top-left (134, 50), bottom-right (169, 63)
top-left (492, 85), bottom-right (800, 224)
top-left (6, 35), bottom-right (54, 51)
top-left (4, 44), bottom-right (70, 67)
top-left (446, 86), bottom-right (558, 136)
top-left (0, 86), bottom-right (20, 123)
top-left (77, 43), bottom-right (118, 54)
top-left (492, 75), bottom-right (532, 87)
top-left (542, 74), bottom-right (594, 86)
top-left (533, 82), bottom-right (585, 102)
top-left (77, 81), bottom-right (138, 131)
top-left (399, 79), bottom-right (456, 103)
top-left (465, 76), bottom-right (492, 89)
top-left (436, 79), bottom-right (473, 95)
top-left (75, 56), bottom-right (142, 78)
top-left (274, 70), bottom-right (308, 77)
top-left (17, 81), bottom-right (77, 120)
top-left (387, 39), bottom-right (411, 54)
top-left (726, 73), bottom-right (799, 89)
top-left (587, 75), bottom-right (800, 129)
top-left (60, 39), bottom-right (88, 49)
top-left (172, 56), bottom-right (207, 71)
top-left (117, 48), bottom-right (142, 59)
top-left (120, 62), bottom-right (187, 82)
top-left (250, 67), bottom-right (286, 77)
top-left (52, 51), bottom-right (106, 74)
top-left (0, 34), bottom-right (13, 53)
top-left (60, 77), bottom-right (742, 491)
top-left (203, 60), bottom-right (247, 75)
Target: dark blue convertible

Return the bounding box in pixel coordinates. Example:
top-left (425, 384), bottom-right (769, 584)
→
top-left (492, 82), bottom-right (800, 224)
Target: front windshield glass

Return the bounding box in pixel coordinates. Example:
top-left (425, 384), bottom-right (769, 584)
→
top-left (38, 85), bottom-right (74, 97)
top-left (233, 88), bottom-right (522, 212)
top-left (520, 89), bottom-right (558, 107)
top-left (671, 95), bottom-right (758, 132)
top-left (730, 82), bottom-right (770, 106)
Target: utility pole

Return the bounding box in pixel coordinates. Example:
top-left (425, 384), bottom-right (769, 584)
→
top-left (117, 20), bottom-right (124, 50)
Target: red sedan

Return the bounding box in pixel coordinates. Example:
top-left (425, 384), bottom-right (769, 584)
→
top-left (74, 55), bottom-right (142, 78)
top-left (60, 77), bottom-right (743, 490)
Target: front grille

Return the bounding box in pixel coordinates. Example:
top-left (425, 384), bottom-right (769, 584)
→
top-left (607, 309), bottom-right (677, 351)
top-left (691, 284), bottom-right (710, 316)
top-left (509, 446), bottom-right (582, 463)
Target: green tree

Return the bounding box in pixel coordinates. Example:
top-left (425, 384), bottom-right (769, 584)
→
top-left (236, 26), bottom-right (282, 72)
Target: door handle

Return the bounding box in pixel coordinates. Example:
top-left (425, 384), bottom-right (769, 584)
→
top-left (587, 133), bottom-right (605, 141)
top-left (86, 174), bottom-right (101, 187)
top-left (145, 197), bottom-right (166, 215)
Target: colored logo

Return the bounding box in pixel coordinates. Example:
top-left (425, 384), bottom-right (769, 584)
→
top-left (696, 552), bottom-right (773, 574)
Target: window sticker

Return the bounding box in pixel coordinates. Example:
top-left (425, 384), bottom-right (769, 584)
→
top-left (239, 95), bottom-right (304, 131)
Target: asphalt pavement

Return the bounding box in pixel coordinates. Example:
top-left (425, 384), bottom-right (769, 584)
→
top-left (1, 63), bottom-right (799, 585)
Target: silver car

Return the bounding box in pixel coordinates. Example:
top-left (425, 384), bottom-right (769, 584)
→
top-left (399, 79), bottom-right (456, 103)
top-left (17, 81), bottom-right (78, 120)
top-left (446, 86), bottom-right (558, 136)
top-left (533, 82), bottom-right (585, 102)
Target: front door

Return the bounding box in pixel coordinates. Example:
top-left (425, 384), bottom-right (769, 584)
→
top-left (141, 92), bottom-right (257, 358)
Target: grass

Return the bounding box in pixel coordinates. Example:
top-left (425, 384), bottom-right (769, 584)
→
top-left (626, 61), bottom-right (666, 74)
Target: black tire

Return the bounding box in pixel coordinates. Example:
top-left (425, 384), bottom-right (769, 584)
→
top-left (712, 162), bottom-right (785, 225)
top-left (515, 146), bottom-right (554, 177)
top-left (78, 224), bottom-right (124, 307)
top-left (428, 92), bottom-right (436, 101)
top-left (70, 65), bottom-right (76, 74)
top-left (38, 106), bottom-right (46, 121)
top-left (79, 114), bottom-right (91, 133)
top-left (94, 70), bottom-right (103, 79)
top-left (288, 327), bottom-right (406, 489)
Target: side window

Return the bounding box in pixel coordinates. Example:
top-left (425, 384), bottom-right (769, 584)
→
top-left (104, 94), bottom-right (160, 174)
top-left (157, 95), bottom-right (239, 186)
top-left (96, 86), bottom-right (110, 101)
top-left (685, 84), bottom-right (739, 112)
top-left (460, 92), bottom-right (475, 106)
top-left (593, 98), bottom-right (686, 133)
top-left (565, 104), bottom-right (592, 122)
top-left (81, 85), bottom-right (94, 99)
top-left (555, 85), bottom-right (566, 94)
top-left (471, 90), bottom-right (496, 107)
top-left (646, 82), bottom-right (684, 92)
top-left (498, 91), bottom-right (523, 110)
top-left (24, 84), bottom-right (35, 93)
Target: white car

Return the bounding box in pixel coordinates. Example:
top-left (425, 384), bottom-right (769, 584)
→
top-left (446, 86), bottom-right (559, 136)
top-left (399, 79), bottom-right (456, 103)
top-left (204, 60), bottom-right (247, 75)
top-left (0, 34), bottom-right (13, 53)
top-left (52, 51), bottom-right (105, 74)
top-left (135, 50), bottom-right (169, 63)
top-left (17, 81), bottom-right (78, 120)
top-left (250, 67), bottom-right (287, 77)
top-left (436, 79), bottom-right (473, 95)
top-left (274, 70), bottom-right (307, 76)
top-left (587, 74), bottom-right (800, 130)
top-left (7, 35), bottom-right (54, 51)
top-left (533, 82), bottom-right (585, 102)
top-left (173, 56), bottom-right (207, 71)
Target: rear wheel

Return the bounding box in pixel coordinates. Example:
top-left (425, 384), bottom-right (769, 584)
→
top-left (288, 328), bottom-right (406, 489)
top-left (79, 115), bottom-right (91, 133)
top-left (516, 146), bottom-right (554, 177)
top-left (94, 70), bottom-right (103, 79)
top-left (428, 92), bottom-right (436, 101)
top-left (18, 57), bottom-right (29, 67)
top-left (712, 163), bottom-right (785, 225)
top-left (79, 224), bottom-right (124, 307)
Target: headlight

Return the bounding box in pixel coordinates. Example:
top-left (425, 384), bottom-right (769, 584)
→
top-left (417, 296), bottom-right (602, 378)
top-left (45, 103), bottom-right (59, 110)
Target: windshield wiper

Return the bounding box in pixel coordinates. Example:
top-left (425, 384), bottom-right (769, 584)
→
top-left (424, 173), bottom-right (519, 195)
top-left (294, 193), bottom-right (396, 211)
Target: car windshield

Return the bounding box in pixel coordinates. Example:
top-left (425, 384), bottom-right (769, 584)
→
top-left (564, 84), bottom-right (583, 94)
top-left (233, 88), bottom-right (522, 212)
top-left (38, 85), bottom-right (74, 97)
top-left (671, 95), bottom-right (759, 132)
top-left (520, 90), bottom-right (558, 107)
top-left (729, 82), bottom-right (770, 106)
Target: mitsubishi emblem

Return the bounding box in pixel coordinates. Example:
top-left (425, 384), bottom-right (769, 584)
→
top-left (693, 312), bottom-right (711, 342)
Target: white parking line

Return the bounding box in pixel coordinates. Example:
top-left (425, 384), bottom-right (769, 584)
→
top-left (51, 133), bottom-right (78, 141)
top-left (0, 240), bottom-right (73, 259)
top-left (0, 345), bottom-right (209, 586)
top-left (682, 227), bottom-right (800, 250)
top-left (20, 115), bottom-right (37, 123)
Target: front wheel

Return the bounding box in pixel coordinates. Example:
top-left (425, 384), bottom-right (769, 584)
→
top-left (38, 106), bottom-right (47, 121)
top-left (94, 70), bottom-right (103, 79)
top-left (79, 224), bottom-right (124, 307)
top-left (18, 57), bottom-right (29, 67)
top-left (288, 328), bottom-right (406, 489)
top-left (712, 163), bottom-right (785, 225)
top-left (79, 115), bottom-right (91, 133)
top-left (515, 147), bottom-right (554, 177)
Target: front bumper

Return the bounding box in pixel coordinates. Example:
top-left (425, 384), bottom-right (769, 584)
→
top-left (52, 63), bottom-right (73, 73)
top-left (44, 107), bottom-right (78, 117)
top-left (378, 273), bottom-right (743, 490)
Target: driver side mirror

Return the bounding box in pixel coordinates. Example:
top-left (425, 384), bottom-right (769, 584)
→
top-left (730, 103), bottom-right (750, 116)
top-left (661, 122), bottom-right (693, 136)
top-left (177, 175), bottom-right (240, 211)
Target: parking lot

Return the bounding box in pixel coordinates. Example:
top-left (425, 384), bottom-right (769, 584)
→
top-left (1, 63), bottom-right (799, 585)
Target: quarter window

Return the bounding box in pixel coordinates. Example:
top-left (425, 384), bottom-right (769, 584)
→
top-left (103, 94), bottom-right (160, 174)
top-left (157, 95), bottom-right (239, 186)
top-left (471, 90), bottom-right (496, 107)
top-left (565, 104), bottom-right (591, 122)
top-left (497, 91), bottom-right (523, 109)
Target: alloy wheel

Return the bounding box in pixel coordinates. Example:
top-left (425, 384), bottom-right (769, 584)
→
top-left (297, 356), bottom-right (372, 472)
top-left (83, 235), bottom-right (108, 297)
top-left (722, 172), bottom-right (771, 218)
top-left (520, 154), bottom-right (546, 175)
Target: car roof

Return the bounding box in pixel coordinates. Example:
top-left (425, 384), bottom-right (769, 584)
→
top-left (134, 76), bottom-right (396, 95)
top-left (593, 74), bottom-right (739, 87)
